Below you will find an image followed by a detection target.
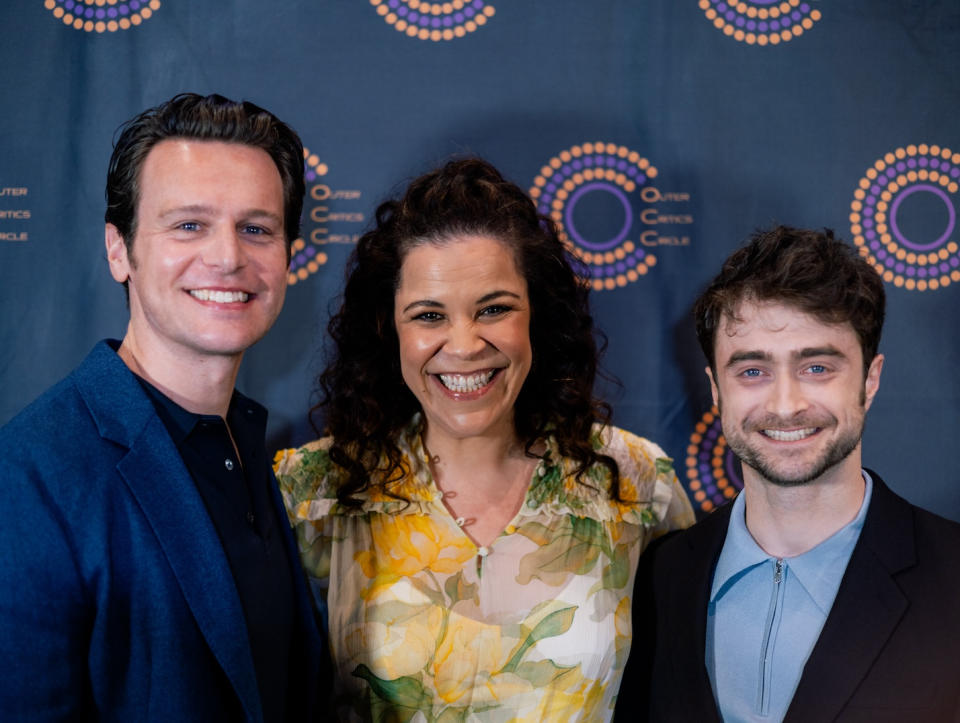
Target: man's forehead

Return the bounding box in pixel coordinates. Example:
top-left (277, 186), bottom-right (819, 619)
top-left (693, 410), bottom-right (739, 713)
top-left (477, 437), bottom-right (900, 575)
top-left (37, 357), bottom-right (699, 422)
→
top-left (717, 299), bottom-right (858, 351)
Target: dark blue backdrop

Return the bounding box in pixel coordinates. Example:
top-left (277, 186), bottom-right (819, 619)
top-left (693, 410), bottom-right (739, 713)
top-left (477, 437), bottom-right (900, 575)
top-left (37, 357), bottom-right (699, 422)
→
top-left (2, 0), bottom-right (958, 521)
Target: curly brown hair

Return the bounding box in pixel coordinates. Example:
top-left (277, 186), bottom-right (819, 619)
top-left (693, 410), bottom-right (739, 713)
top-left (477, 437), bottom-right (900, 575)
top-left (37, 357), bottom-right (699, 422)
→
top-left (313, 157), bottom-right (621, 506)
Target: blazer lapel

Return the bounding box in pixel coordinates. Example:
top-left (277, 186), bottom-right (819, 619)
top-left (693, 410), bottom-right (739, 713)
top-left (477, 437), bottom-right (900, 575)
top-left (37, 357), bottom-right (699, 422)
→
top-left (786, 475), bottom-right (914, 722)
top-left (664, 506), bottom-right (730, 720)
top-left (76, 343), bottom-right (263, 721)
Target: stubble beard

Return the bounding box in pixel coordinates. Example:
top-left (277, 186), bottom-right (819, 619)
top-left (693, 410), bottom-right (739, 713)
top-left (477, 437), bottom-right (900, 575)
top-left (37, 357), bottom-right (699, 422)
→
top-left (721, 404), bottom-right (867, 488)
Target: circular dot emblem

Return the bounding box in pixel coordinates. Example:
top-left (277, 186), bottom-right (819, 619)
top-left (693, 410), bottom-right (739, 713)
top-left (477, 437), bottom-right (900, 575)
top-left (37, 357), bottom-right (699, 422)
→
top-left (43, 0), bottom-right (161, 33)
top-left (851, 144), bottom-right (960, 292)
top-left (288, 147), bottom-right (330, 286)
top-left (699, 0), bottom-right (821, 46)
top-left (370, 0), bottom-right (495, 41)
top-left (685, 406), bottom-right (742, 514)
top-left (530, 143), bottom-right (659, 291)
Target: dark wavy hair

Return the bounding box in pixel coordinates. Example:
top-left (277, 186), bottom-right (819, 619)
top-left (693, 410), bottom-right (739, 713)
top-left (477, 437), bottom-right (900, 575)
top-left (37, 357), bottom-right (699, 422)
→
top-left (314, 157), bottom-right (620, 506)
top-left (105, 92), bottom-right (305, 260)
top-left (694, 225), bottom-right (886, 377)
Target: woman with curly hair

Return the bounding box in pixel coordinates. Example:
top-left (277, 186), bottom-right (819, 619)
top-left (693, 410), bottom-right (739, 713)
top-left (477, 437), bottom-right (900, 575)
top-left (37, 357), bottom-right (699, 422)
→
top-left (275, 158), bottom-right (694, 721)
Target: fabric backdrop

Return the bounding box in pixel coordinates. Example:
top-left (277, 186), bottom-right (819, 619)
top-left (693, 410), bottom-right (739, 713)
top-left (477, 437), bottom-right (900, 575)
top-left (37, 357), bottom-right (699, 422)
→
top-left (1, 0), bottom-right (957, 521)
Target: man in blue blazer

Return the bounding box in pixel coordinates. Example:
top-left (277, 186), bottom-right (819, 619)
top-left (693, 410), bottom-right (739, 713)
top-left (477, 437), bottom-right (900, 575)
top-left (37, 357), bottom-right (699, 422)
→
top-left (616, 227), bottom-right (960, 721)
top-left (0, 94), bottom-right (326, 721)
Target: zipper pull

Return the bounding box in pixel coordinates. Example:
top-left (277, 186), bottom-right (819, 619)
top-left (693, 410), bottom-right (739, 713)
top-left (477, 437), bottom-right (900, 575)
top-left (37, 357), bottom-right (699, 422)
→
top-left (774, 559), bottom-right (783, 584)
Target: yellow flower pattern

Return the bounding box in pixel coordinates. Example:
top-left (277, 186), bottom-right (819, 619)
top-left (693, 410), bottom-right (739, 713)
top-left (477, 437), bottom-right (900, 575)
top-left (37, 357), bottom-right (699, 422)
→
top-left (275, 420), bottom-right (694, 721)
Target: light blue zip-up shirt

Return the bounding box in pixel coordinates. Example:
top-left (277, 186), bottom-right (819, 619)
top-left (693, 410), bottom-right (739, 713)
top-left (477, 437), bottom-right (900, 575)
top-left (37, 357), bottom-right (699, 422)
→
top-left (705, 472), bottom-right (873, 722)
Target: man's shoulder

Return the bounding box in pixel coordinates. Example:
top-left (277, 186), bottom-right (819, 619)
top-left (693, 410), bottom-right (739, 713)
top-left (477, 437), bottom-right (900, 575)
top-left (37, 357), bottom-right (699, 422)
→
top-left (0, 340), bottom-right (153, 467)
top-left (856, 471), bottom-right (960, 599)
top-left (904, 496), bottom-right (960, 563)
top-left (649, 499), bottom-right (733, 563)
top-left (865, 470), bottom-right (960, 544)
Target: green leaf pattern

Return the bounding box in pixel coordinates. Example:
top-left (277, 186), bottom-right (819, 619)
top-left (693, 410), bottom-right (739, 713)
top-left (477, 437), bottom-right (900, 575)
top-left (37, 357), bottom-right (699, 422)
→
top-left (273, 421), bottom-right (696, 721)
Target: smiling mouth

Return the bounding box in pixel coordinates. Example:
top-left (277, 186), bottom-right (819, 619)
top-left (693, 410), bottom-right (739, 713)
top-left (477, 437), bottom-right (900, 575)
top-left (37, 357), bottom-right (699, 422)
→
top-left (189, 289), bottom-right (250, 303)
top-left (436, 369), bottom-right (498, 393)
top-left (761, 428), bottom-right (818, 442)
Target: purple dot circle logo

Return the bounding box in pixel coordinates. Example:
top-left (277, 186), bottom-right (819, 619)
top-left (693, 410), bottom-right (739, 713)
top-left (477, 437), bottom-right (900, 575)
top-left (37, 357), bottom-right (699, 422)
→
top-left (685, 406), bottom-right (742, 514)
top-left (288, 148), bottom-right (330, 286)
top-left (700, 0), bottom-right (821, 46)
top-left (44, 0), bottom-right (160, 32)
top-left (370, 0), bottom-right (495, 41)
top-left (851, 144), bottom-right (960, 292)
top-left (530, 143), bottom-right (659, 292)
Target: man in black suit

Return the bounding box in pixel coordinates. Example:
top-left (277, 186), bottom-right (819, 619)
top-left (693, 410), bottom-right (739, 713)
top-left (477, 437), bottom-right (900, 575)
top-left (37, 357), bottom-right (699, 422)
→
top-left (617, 226), bottom-right (960, 721)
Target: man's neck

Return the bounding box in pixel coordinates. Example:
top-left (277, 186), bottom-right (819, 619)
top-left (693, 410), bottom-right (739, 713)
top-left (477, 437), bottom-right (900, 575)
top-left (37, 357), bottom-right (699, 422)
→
top-left (116, 332), bottom-right (241, 418)
top-left (741, 456), bottom-right (866, 558)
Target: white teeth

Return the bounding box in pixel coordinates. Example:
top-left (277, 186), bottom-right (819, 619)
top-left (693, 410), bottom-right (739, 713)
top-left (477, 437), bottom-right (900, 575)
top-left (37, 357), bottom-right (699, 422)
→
top-left (763, 428), bottom-right (817, 442)
top-left (438, 370), bottom-right (496, 393)
top-left (190, 289), bottom-right (249, 303)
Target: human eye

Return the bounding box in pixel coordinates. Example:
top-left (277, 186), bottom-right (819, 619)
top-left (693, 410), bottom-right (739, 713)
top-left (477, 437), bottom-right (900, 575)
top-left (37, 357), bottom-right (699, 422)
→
top-left (412, 310), bottom-right (443, 323)
top-left (740, 367), bottom-right (763, 378)
top-left (478, 304), bottom-right (512, 318)
top-left (804, 363), bottom-right (830, 376)
top-left (241, 223), bottom-right (280, 240)
top-left (176, 221), bottom-right (201, 232)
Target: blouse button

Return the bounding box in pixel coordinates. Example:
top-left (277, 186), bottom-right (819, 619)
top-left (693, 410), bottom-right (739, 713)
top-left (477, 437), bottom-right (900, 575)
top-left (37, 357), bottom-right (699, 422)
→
top-left (455, 516), bottom-right (466, 527)
top-left (224, 458), bottom-right (234, 471)
top-left (477, 546), bottom-right (490, 557)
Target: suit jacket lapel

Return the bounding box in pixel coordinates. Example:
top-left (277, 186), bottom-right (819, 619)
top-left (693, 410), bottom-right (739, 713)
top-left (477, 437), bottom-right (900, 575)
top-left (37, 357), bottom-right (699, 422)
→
top-left (76, 343), bottom-right (263, 721)
top-left (786, 474), bottom-right (914, 722)
top-left (665, 505), bottom-right (730, 721)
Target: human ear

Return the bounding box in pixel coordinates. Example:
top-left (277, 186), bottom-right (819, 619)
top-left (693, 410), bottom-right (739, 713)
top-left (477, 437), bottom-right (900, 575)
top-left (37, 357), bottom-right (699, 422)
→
top-left (863, 353), bottom-right (884, 410)
top-left (105, 224), bottom-right (131, 284)
top-left (706, 366), bottom-right (719, 408)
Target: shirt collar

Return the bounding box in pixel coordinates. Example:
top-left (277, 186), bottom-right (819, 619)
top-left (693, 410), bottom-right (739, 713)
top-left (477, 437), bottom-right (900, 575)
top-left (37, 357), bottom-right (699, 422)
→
top-left (136, 376), bottom-right (268, 447)
top-left (710, 471), bottom-right (873, 613)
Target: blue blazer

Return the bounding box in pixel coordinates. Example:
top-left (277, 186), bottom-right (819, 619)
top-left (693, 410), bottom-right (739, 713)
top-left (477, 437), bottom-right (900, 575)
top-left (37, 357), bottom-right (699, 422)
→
top-left (0, 341), bottom-right (325, 721)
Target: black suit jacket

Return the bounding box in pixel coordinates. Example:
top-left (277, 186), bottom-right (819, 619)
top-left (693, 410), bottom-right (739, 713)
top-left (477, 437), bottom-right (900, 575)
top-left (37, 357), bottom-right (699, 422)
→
top-left (617, 472), bottom-right (960, 722)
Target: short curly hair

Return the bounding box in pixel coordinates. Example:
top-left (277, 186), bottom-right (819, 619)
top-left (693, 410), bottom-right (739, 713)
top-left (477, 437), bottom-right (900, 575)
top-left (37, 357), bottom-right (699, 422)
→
top-left (314, 157), bottom-right (620, 505)
top-left (694, 225), bottom-right (886, 377)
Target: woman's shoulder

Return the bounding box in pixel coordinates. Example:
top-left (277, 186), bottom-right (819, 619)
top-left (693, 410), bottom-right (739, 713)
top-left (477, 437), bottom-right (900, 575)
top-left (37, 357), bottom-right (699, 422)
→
top-left (526, 424), bottom-right (671, 521)
top-left (273, 423), bottom-right (437, 518)
top-left (591, 424), bottom-right (696, 532)
top-left (591, 424), bottom-right (675, 489)
top-left (273, 437), bottom-right (340, 509)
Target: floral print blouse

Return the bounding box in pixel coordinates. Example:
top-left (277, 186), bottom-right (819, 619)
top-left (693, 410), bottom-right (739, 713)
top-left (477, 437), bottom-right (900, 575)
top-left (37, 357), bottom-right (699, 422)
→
top-left (274, 418), bottom-right (694, 722)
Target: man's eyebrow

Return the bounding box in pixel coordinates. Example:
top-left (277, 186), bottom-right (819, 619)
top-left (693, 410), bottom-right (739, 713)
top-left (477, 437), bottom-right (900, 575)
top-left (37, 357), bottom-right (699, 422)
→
top-left (158, 204), bottom-right (217, 219)
top-left (794, 346), bottom-right (846, 360)
top-left (241, 208), bottom-right (283, 224)
top-left (723, 346), bottom-right (848, 369)
top-left (724, 350), bottom-right (772, 368)
top-left (157, 205), bottom-right (283, 224)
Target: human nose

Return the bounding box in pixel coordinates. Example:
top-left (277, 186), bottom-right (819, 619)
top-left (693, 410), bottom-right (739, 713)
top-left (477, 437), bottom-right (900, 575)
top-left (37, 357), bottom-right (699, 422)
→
top-left (202, 227), bottom-right (246, 271)
top-left (443, 319), bottom-right (486, 358)
top-left (766, 375), bottom-right (809, 419)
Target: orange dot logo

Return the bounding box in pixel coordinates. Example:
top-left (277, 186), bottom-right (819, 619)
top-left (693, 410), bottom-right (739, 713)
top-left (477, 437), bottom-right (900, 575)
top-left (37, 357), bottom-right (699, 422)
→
top-left (289, 148), bottom-right (366, 287)
top-left (850, 144), bottom-right (960, 292)
top-left (530, 142), bottom-right (688, 291)
top-left (288, 148), bottom-right (331, 286)
top-left (43, 0), bottom-right (161, 33)
top-left (685, 406), bottom-right (741, 514)
top-left (699, 0), bottom-right (821, 46)
top-left (370, 0), bottom-right (495, 41)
